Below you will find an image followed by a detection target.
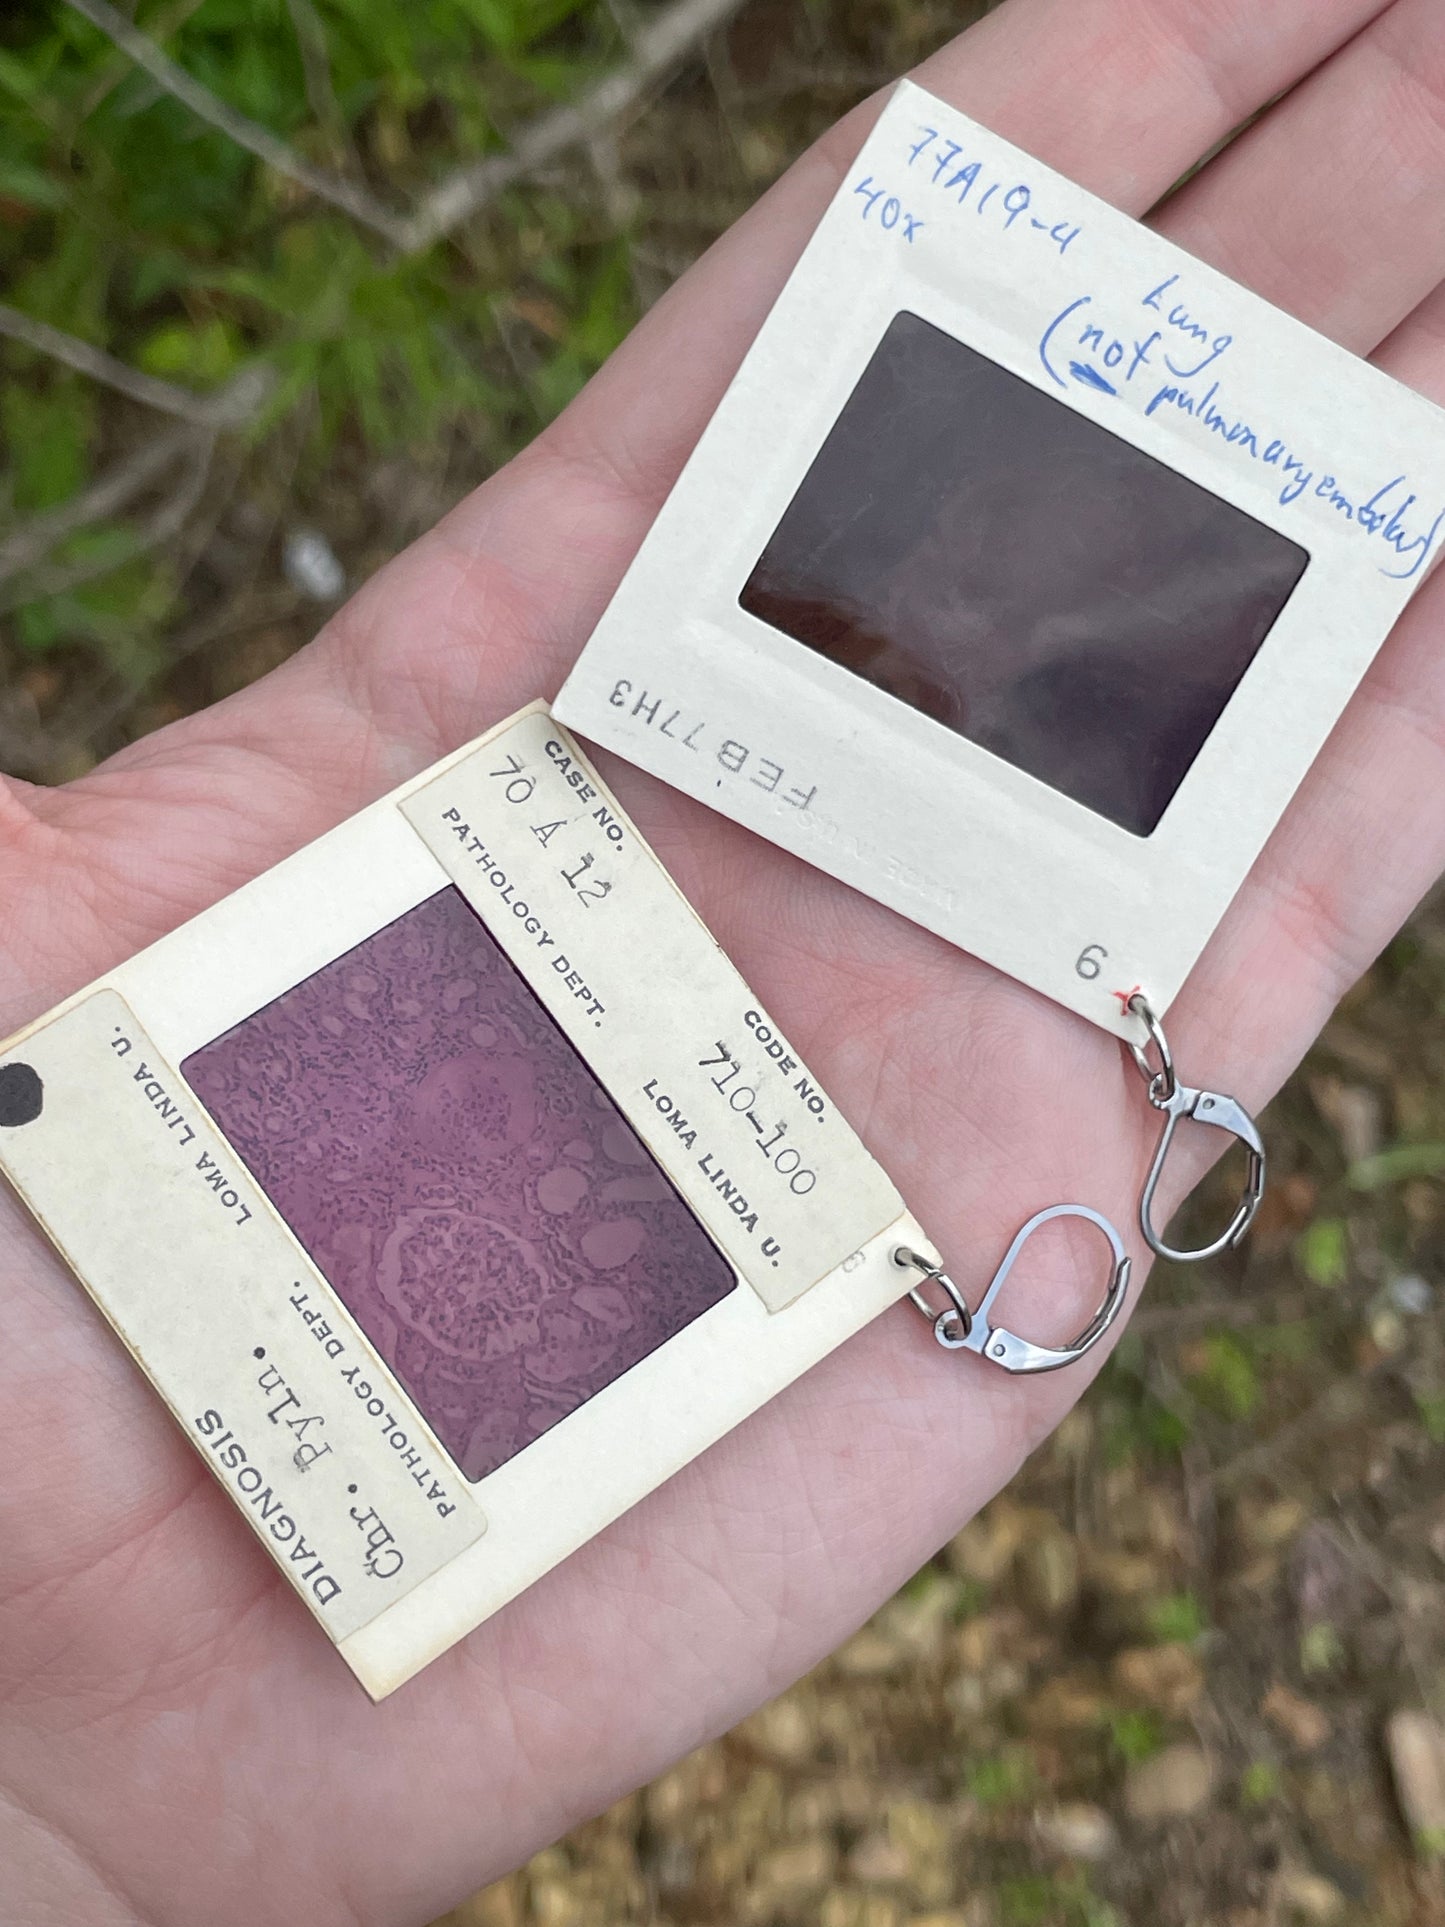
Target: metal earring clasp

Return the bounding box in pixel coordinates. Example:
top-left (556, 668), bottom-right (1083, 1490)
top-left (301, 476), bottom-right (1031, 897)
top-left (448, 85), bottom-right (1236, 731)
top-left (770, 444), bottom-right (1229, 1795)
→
top-left (896, 1204), bottom-right (1131, 1375)
top-left (1125, 993), bottom-right (1266, 1264)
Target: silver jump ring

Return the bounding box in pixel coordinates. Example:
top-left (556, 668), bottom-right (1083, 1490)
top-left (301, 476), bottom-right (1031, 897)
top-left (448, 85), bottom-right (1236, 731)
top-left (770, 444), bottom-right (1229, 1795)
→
top-left (1126, 991), bottom-right (1177, 1107)
top-left (894, 1244), bottom-right (972, 1347)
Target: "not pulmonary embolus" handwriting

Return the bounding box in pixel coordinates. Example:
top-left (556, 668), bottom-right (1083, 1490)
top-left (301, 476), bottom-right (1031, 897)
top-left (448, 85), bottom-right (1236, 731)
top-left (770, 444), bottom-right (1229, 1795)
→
top-left (1038, 275), bottom-right (1444, 581)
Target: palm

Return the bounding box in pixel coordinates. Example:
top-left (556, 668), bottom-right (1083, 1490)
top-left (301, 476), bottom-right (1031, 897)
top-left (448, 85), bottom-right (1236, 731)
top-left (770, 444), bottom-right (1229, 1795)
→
top-left (3, 1), bottom-right (1444, 1920)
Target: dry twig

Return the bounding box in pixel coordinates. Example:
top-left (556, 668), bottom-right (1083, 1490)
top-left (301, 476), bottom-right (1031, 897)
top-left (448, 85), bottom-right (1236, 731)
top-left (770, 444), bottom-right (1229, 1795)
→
top-left (0, 301), bottom-right (259, 427)
top-left (401, 0), bottom-right (746, 248)
top-left (74, 0), bottom-right (207, 124)
top-left (281, 0), bottom-right (348, 145)
top-left (62, 0), bottom-right (413, 247)
top-left (1207, 1367), bottom-right (1384, 1494)
top-left (67, 0), bottom-right (746, 255)
top-left (0, 367), bottom-right (272, 589)
top-left (0, 425), bottom-right (196, 588)
top-left (0, 434), bottom-right (216, 617)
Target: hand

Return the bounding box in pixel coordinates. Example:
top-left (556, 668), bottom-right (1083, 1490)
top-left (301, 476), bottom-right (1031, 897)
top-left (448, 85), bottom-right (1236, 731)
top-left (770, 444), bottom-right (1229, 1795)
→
top-left (3, 1), bottom-right (1443, 1920)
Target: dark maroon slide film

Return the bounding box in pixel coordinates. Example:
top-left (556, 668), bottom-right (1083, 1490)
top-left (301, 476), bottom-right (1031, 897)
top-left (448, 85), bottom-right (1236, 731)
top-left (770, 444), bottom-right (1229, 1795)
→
top-left (184, 887), bottom-right (735, 1484)
top-left (740, 311), bottom-right (1309, 837)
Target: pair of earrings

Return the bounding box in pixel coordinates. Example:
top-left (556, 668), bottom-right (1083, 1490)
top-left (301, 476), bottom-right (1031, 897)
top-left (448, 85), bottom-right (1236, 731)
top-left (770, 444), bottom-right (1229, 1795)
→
top-left (898, 993), bottom-right (1265, 1375)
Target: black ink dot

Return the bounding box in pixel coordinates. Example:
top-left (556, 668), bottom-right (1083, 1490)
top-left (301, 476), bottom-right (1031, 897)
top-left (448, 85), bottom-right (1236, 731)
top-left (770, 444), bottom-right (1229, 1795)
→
top-left (253, 1346), bottom-right (266, 1359)
top-left (0, 1063), bottom-right (43, 1127)
top-left (347, 1484), bottom-right (358, 1495)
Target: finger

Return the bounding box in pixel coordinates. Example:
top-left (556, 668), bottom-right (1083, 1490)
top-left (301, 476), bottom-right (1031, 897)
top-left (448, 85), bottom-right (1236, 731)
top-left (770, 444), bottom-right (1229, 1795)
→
top-left (1068, 0), bottom-right (1445, 1091)
top-left (1154, 0), bottom-right (1445, 349)
top-left (1120, 0), bottom-right (1445, 1089)
top-left (1374, 275), bottom-right (1445, 402)
top-left (1177, 277), bottom-right (1445, 1092)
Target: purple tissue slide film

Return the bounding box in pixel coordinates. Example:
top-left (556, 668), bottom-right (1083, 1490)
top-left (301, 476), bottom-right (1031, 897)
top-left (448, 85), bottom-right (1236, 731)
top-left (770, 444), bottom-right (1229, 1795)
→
top-left (184, 886), bottom-right (735, 1483)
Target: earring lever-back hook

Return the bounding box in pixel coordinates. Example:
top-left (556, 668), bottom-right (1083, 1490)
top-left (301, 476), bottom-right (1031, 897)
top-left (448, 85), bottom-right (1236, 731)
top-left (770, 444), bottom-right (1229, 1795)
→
top-left (1126, 993), bottom-right (1266, 1264)
top-left (897, 1204), bottom-right (1131, 1374)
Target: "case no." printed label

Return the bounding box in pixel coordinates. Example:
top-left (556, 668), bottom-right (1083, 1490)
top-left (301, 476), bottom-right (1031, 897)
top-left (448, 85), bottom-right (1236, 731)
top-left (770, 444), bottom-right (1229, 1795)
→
top-left (401, 710), bottom-right (902, 1311)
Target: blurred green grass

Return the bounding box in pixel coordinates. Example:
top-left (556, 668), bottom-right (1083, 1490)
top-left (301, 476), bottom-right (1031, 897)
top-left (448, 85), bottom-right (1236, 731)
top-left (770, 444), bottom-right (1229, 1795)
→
top-left (1, 0), bottom-right (650, 679)
top-left (0, 0), bottom-right (983, 776)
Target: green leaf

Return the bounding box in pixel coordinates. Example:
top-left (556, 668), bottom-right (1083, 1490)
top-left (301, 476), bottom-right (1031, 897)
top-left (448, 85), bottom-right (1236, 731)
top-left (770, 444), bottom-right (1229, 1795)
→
top-left (1146, 1591), bottom-right (1208, 1645)
top-left (7, 221), bottom-right (114, 351)
top-left (965, 1747), bottom-right (1038, 1807)
top-left (1108, 1708), bottom-right (1165, 1764)
top-left (1240, 1761), bottom-right (1282, 1806)
top-left (1299, 1622), bottom-right (1345, 1676)
top-left (1251, 1318), bottom-right (1320, 1365)
top-left (135, 315), bottom-right (243, 385)
top-left (0, 157), bottom-right (67, 212)
top-left (53, 523), bottom-right (140, 571)
top-left (1, 377), bottom-right (95, 511)
top-left (950, 1578), bottom-right (989, 1622)
top-left (453, 0), bottom-right (596, 55)
top-left (0, 48), bottom-right (47, 106)
top-left (1349, 1142), bottom-right (1445, 1190)
top-left (13, 596), bottom-right (66, 654)
top-left (1188, 1331), bottom-right (1259, 1422)
top-left (1295, 1216), bottom-right (1349, 1288)
top-left (12, 546), bottom-right (173, 675)
top-left (1100, 1383), bottom-right (1190, 1467)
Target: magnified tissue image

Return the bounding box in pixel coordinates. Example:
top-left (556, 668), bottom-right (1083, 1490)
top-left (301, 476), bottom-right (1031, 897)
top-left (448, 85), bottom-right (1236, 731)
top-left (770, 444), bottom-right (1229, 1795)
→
top-left (741, 311), bottom-right (1310, 836)
top-left (184, 886), bottom-right (734, 1482)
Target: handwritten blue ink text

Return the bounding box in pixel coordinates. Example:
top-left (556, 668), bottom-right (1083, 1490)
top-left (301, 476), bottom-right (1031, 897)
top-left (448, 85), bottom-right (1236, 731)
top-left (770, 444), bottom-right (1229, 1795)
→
top-left (903, 125), bottom-right (1080, 255)
top-left (852, 174), bottom-right (923, 240)
top-left (1038, 283), bottom-right (1442, 579)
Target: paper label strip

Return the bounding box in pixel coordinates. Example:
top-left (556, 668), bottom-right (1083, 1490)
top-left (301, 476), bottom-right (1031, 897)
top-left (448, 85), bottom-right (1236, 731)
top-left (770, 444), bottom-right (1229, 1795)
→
top-left (400, 710), bottom-right (903, 1311)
